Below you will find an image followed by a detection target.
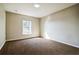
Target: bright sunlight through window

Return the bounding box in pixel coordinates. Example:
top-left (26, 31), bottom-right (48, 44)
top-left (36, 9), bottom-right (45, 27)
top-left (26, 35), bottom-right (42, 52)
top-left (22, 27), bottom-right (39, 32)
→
top-left (22, 20), bottom-right (32, 35)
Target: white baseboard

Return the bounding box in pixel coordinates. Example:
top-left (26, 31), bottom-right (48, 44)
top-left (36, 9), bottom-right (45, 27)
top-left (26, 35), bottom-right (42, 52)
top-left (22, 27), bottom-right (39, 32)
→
top-left (55, 40), bottom-right (79, 48)
top-left (6, 36), bottom-right (40, 42)
top-left (43, 37), bottom-right (79, 48)
top-left (7, 37), bottom-right (79, 48)
top-left (49, 39), bottom-right (79, 48)
top-left (6, 38), bottom-right (24, 41)
top-left (0, 40), bottom-right (6, 50)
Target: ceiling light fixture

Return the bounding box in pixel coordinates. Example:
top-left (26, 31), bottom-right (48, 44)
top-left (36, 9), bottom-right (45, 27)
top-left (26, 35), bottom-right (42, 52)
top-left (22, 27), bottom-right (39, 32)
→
top-left (34, 4), bottom-right (40, 8)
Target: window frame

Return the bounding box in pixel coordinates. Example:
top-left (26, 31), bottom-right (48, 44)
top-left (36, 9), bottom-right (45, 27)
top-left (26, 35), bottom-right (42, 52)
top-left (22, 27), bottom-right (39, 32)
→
top-left (22, 20), bottom-right (32, 35)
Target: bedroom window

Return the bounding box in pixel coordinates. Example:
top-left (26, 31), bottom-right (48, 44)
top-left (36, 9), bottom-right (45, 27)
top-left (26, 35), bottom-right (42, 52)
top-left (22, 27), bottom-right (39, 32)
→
top-left (22, 20), bottom-right (32, 35)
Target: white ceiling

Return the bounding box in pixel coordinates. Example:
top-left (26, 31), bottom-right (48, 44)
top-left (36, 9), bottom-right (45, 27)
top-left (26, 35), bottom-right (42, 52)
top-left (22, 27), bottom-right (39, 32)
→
top-left (3, 3), bottom-right (76, 18)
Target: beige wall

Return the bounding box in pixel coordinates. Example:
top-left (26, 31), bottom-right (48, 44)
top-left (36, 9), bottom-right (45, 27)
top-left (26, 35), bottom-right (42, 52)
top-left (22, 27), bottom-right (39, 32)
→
top-left (41, 4), bottom-right (79, 48)
top-left (6, 12), bottom-right (40, 41)
top-left (0, 4), bottom-right (6, 49)
top-left (5, 4), bottom-right (79, 48)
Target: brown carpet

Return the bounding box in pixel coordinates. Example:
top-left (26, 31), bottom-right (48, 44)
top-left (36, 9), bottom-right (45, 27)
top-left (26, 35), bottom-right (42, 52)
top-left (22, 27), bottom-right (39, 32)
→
top-left (0, 38), bottom-right (79, 55)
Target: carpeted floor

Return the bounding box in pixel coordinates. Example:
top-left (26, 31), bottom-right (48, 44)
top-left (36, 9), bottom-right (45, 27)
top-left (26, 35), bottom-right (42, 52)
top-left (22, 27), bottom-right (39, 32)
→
top-left (0, 38), bottom-right (79, 55)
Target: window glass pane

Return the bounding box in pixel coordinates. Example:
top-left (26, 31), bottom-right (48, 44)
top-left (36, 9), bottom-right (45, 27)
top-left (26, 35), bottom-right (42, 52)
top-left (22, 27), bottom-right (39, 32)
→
top-left (22, 20), bottom-right (32, 34)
